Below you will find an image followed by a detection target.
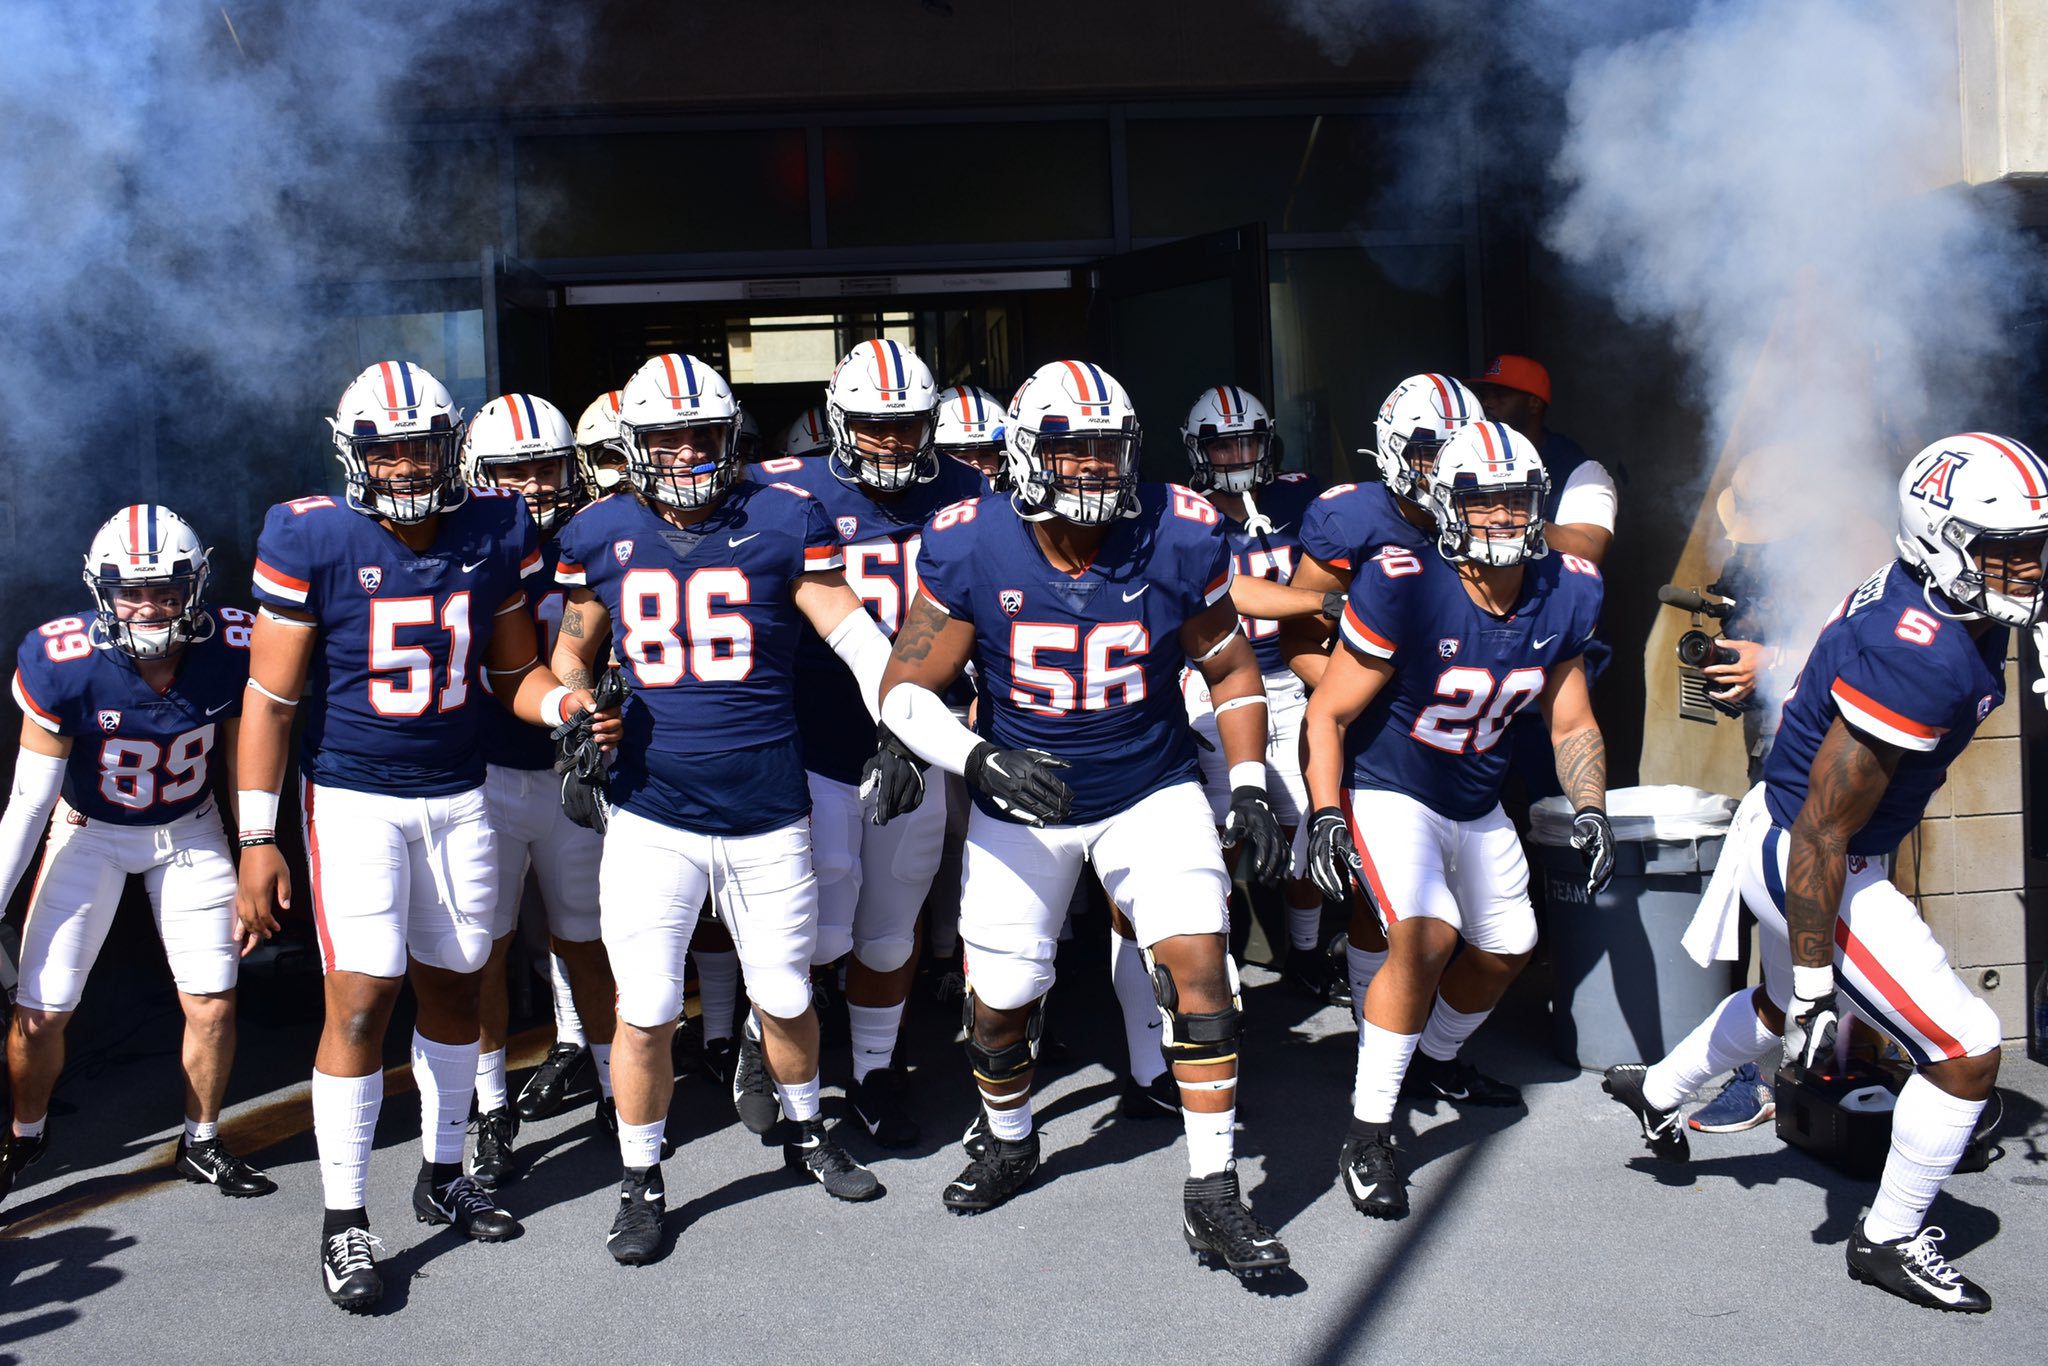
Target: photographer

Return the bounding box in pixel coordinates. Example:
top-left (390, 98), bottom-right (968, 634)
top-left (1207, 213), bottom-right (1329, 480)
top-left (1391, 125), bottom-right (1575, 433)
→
top-left (1701, 452), bottom-right (1796, 784)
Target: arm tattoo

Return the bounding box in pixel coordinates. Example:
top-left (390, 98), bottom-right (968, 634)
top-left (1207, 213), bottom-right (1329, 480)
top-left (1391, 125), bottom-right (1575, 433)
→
top-left (891, 597), bottom-right (949, 667)
top-left (1783, 721), bottom-right (1896, 967)
top-left (558, 664), bottom-right (594, 691)
top-left (560, 608), bottom-right (586, 639)
top-left (1553, 727), bottom-right (1607, 813)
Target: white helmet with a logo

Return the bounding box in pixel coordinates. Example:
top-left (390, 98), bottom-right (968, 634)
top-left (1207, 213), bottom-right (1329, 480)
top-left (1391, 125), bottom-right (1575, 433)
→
top-left (1896, 432), bottom-right (2048, 625)
top-left (617, 354), bottom-right (743, 510)
top-left (1375, 373), bottom-right (1479, 506)
top-left (1004, 360), bottom-right (1143, 525)
top-left (463, 393), bottom-right (583, 532)
top-left (83, 504), bottom-right (212, 659)
top-left (1427, 420), bottom-right (1550, 567)
top-left (328, 361), bottom-right (467, 523)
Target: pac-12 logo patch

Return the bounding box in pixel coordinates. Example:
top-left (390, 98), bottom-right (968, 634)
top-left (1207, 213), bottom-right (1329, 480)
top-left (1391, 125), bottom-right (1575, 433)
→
top-left (613, 540), bottom-right (634, 566)
top-left (837, 515), bottom-right (861, 540)
top-left (1848, 855), bottom-right (1868, 874)
top-left (1438, 638), bottom-right (1460, 659)
top-left (1978, 693), bottom-right (1996, 721)
top-left (357, 566), bottom-right (382, 595)
top-left (97, 709), bottom-right (121, 732)
top-left (999, 589), bottom-right (1024, 617)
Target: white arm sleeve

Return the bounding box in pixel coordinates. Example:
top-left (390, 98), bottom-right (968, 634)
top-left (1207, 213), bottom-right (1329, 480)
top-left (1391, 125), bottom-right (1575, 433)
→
top-left (881, 682), bottom-right (984, 777)
top-left (1553, 460), bottom-right (1619, 533)
top-left (0, 748), bottom-right (65, 907)
top-left (825, 608), bottom-right (894, 720)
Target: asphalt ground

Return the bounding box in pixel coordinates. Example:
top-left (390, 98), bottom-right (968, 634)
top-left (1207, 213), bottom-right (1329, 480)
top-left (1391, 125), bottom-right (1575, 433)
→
top-left (4, 914), bottom-right (2048, 1366)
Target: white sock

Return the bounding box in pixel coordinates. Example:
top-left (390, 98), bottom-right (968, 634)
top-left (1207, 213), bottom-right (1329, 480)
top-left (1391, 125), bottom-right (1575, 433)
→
top-left (1347, 945), bottom-right (1388, 1030)
top-left (847, 1002), bottom-right (904, 1082)
top-left (1863, 1072), bottom-right (1985, 1243)
top-left (618, 1117), bottom-right (663, 1170)
top-left (311, 1069), bottom-right (383, 1210)
top-left (984, 1091), bottom-right (1033, 1142)
top-left (1353, 1022), bottom-right (1420, 1125)
top-left (592, 1043), bottom-right (614, 1100)
top-left (1287, 896), bottom-right (1322, 953)
top-left (695, 949), bottom-right (740, 1043)
top-left (1642, 988), bottom-right (1778, 1112)
top-left (550, 954), bottom-right (586, 1048)
top-left (12, 1115), bottom-right (48, 1140)
top-left (1184, 1103), bottom-right (1236, 1177)
top-left (410, 1032), bottom-right (479, 1166)
top-left (1417, 996), bottom-right (1490, 1064)
top-left (1110, 932), bottom-right (1167, 1086)
top-left (475, 1048), bottom-right (508, 1113)
top-left (776, 1074), bottom-right (822, 1123)
top-left (184, 1118), bottom-right (219, 1143)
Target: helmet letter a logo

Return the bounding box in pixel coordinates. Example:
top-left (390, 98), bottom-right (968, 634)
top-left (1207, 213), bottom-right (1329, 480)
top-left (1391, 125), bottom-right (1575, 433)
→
top-left (1911, 450), bottom-right (1967, 508)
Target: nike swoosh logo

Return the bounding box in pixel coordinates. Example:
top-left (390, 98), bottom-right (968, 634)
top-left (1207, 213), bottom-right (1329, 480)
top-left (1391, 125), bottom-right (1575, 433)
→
top-left (461, 559), bottom-right (488, 573)
top-left (1436, 1086), bottom-right (1470, 1100)
top-left (1535, 634), bottom-right (1558, 649)
top-left (953, 1182), bottom-right (978, 1192)
top-left (323, 1265), bottom-right (348, 1290)
top-left (729, 533), bottom-right (762, 547)
top-left (1344, 1167), bottom-right (1378, 1202)
top-left (205, 701), bottom-right (233, 716)
top-left (1122, 585), bottom-right (1150, 602)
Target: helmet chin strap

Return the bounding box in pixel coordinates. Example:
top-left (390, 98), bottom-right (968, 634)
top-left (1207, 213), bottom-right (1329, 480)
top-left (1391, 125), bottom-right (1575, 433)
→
top-left (1239, 487), bottom-right (1274, 537)
top-left (1919, 576), bottom-right (1984, 623)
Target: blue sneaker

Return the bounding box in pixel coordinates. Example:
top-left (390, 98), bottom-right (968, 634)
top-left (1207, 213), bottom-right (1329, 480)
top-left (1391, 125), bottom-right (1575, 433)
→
top-left (1688, 1062), bottom-right (1775, 1133)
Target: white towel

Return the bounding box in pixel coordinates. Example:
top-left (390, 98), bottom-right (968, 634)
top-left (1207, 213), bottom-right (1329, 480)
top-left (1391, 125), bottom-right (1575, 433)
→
top-left (1681, 782), bottom-right (1770, 967)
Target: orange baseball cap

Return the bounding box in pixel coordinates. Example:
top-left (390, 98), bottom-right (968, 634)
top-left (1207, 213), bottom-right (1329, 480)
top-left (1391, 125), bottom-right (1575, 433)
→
top-left (1471, 354), bottom-right (1551, 405)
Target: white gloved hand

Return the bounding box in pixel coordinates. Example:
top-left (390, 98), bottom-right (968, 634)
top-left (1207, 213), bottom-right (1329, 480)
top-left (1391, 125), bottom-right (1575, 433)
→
top-left (2031, 622), bottom-right (2048, 705)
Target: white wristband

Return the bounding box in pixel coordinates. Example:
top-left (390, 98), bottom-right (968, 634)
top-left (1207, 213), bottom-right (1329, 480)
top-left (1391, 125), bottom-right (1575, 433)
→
top-left (542, 685), bottom-right (574, 727)
top-left (1228, 761), bottom-right (1267, 791)
top-left (1792, 964), bottom-right (1834, 1000)
top-left (238, 789), bottom-right (280, 834)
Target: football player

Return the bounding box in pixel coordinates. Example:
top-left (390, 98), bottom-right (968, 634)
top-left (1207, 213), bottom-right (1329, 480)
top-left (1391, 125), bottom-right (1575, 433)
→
top-left (235, 361), bottom-right (615, 1312)
top-left (576, 390), bottom-right (629, 495)
top-left (779, 405), bottom-right (832, 462)
top-left (1303, 420), bottom-right (1613, 1222)
top-left (735, 404), bottom-right (767, 465)
top-left (460, 394), bottom-right (620, 1185)
top-left (876, 359), bottom-right (1293, 1278)
top-left (754, 341), bottom-right (983, 1148)
top-left (1603, 433), bottom-right (2045, 1313)
top-left (1179, 385), bottom-right (1350, 1005)
top-left (550, 352), bottom-right (897, 1267)
top-left (0, 507), bottom-right (273, 1207)
top-left (1284, 373), bottom-right (1479, 1026)
top-left (934, 384), bottom-right (1009, 485)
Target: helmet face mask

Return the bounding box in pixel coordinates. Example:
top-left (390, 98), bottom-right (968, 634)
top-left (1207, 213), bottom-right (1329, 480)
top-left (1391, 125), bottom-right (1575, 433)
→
top-left (83, 505), bottom-right (211, 660)
top-left (1181, 386), bottom-right (1275, 495)
top-left (1895, 433), bottom-right (2048, 625)
top-left (836, 412), bottom-right (937, 491)
top-left (934, 385), bottom-right (1009, 488)
top-left (1441, 483), bottom-right (1544, 567)
top-left (479, 453), bottom-right (583, 532)
top-left (627, 419), bottom-right (739, 510)
top-left (1007, 361), bottom-right (1143, 526)
top-left (827, 340), bottom-right (940, 492)
top-left (575, 391), bottom-right (628, 492)
top-left (463, 394), bottom-right (585, 532)
top-left (1018, 430), bottom-right (1142, 526)
top-left (1426, 421), bottom-right (1551, 568)
top-left (329, 362), bottom-right (466, 525)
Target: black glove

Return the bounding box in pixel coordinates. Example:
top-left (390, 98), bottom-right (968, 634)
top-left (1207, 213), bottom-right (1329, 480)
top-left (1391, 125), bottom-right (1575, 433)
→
top-left (552, 668), bottom-right (626, 833)
top-left (861, 724), bottom-right (928, 826)
top-left (1320, 591), bottom-right (1347, 623)
top-left (1571, 807), bottom-right (1616, 895)
top-left (1784, 984), bottom-right (1842, 1079)
top-left (1222, 785), bottom-right (1285, 886)
top-left (1306, 806), bottom-right (1361, 904)
top-left (965, 743), bottom-right (1073, 826)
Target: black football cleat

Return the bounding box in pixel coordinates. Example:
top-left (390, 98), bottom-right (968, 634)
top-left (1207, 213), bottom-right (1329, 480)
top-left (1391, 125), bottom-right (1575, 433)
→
top-left (1282, 932), bottom-right (1353, 1009)
top-left (1183, 1169), bottom-right (1290, 1277)
top-left (515, 1043), bottom-right (589, 1122)
top-left (1602, 1064), bottom-right (1691, 1162)
top-left (1401, 1052), bottom-right (1523, 1108)
top-left (466, 1107), bottom-right (519, 1189)
top-left (732, 1030), bottom-right (782, 1136)
top-left (851, 1068), bottom-right (920, 1149)
top-left (606, 1167), bottom-right (666, 1267)
top-left (942, 1132), bottom-right (1040, 1213)
top-left (319, 1226), bottom-right (385, 1313)
top-left (960, 1110), bottom-right (991, 1162)
top-left (1847, 1222), bottom-right (1991, 1313)
top-left (595, 1096), bottom-right (620, 1136)
top-left (699, 1036), bottom-right (739, 1088)
top-left (2, 1128), bottom-right (52, 1205)
top-left (413, 1172), bottom-right (522, 1241)
top-left (784, 1119), bottom-right (882, 1201)
top-left (1119, 1071), bottom-right (1181, 1120)
top-left (176, 1136), bottom-right (277, 1197)
top-left (1338, 1130), bottom-right (1408, 1219)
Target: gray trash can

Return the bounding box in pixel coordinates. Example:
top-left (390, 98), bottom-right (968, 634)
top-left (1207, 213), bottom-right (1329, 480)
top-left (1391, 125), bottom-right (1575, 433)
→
top-left (1530, 787), bottom-right (1740, 1071)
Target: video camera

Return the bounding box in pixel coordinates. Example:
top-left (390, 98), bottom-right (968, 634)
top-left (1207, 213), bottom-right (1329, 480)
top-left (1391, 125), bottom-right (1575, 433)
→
top-left (1658, 585), bottom-right (1742, 724)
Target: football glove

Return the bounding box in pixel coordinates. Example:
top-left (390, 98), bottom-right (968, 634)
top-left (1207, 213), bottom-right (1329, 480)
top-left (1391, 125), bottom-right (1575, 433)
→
top-left (1784, 979), bottom-right (1842, 1079)
top-left (1306, 806), bottom-right (1361, 904)
top-left (861, 723), bottom-right (929, 826)
top-left (965, 743), bottom-right (1072, 827)
top-left (552, 668), bottom-right (626, 833)
top-left (1572, 807), bottom-right (1616, 895)
top-left (1222, 785), bottom-right (1286, 886)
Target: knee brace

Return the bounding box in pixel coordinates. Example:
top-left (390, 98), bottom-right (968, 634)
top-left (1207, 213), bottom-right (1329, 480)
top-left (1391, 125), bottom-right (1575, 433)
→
top-left (962, 987), bottom-right (1044, 1086)
top-left (1146, 951), bottom-right (1243, 1066)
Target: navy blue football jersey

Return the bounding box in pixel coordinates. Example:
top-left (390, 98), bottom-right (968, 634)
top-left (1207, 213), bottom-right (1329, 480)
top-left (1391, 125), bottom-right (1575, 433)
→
top-left (760, 453), bottom-right (986, 786)
top-left (916, 484), bottom-right (1233, 824)
top-left (1339, 546), bottom-right (1603, 821)
top-left (480, 535), bottom-right (569, 773)
top-left (555, 481), bottom-right (842, 835)
top-left (1211, 472), bottom-right (1323, 675)
top-left (251, 490), bottom-right (543, 797)
top-left (1299, 480), bottom-right (1432, 578)
top-left (1763, 561), bottom-right (2008, 854)
top-left (11, 606), bottom-right (251, 825)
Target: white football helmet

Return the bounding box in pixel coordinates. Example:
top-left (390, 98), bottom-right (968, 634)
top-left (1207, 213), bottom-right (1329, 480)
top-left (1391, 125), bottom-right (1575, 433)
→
top-left (83, 504), bottom-right (212, 659)
top-left (463, 393), bottom-right (583, 533)
top-left (329, 361), bottom-right (466, 524)
top-left (826, 339), bottom-right (941, 491)
top-left (1004, 360), bottom-right (1142, 525)
top-left (617, 353), bottom-right (742, 511)
top-left (1181, 385), bottom-right (1276, 495)
top-left (1375, 373), bottom-right (1480, 505)
top-left (1895, 432), bottom-right (2048, 625)
top-left (735, 404), bottom-right (766, 464)
top-left (575, 390), bottom-right (627, 491)
top-left (935, 384), bottom-right (1008, 486)
top-left (1427, 420), bottom-right (1550, 567)
top-left (780, 406), bottom-right (831, 459)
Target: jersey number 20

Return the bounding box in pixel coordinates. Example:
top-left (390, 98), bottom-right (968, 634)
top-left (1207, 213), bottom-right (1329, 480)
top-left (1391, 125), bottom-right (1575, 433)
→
top-left (1412, 666), bottom-right (1546, 755)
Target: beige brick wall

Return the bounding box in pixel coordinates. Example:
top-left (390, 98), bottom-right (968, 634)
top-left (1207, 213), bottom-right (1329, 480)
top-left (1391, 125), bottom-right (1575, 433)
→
top-left (1895, 647), bottom-right (2035, 1039)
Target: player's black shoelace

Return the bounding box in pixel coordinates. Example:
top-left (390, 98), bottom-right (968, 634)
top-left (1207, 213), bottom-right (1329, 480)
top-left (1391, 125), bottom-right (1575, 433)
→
top-left (439, 1175), bottom-right (502, 1218)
